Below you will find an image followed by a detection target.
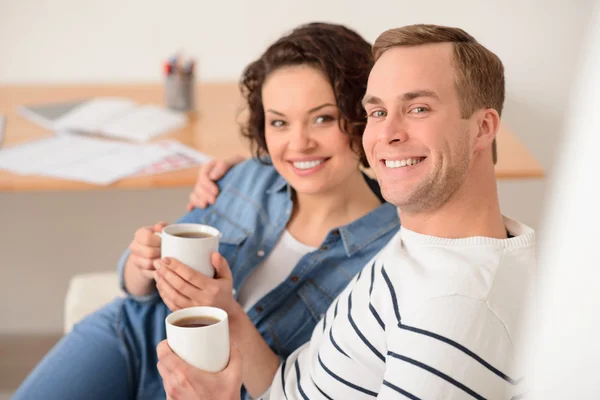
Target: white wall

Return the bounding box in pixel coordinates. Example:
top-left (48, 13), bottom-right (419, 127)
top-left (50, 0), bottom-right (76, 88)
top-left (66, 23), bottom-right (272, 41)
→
top-left (0, 0), bottom-right (594, 333)
top-left (526, 3), bottom-right (600, 397)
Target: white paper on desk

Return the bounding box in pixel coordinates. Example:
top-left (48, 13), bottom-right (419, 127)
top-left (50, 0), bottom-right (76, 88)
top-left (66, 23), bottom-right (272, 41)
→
top-left (135, 141), bottom-right (212, 176)
top-left (53, 98), bottom-right (137, 133)
top-left (154, 141), bottom-right (212, 164)
top-left (101, 105), bottom-right (187, 143)
top-left (0, 134), bottom-right (171, 184)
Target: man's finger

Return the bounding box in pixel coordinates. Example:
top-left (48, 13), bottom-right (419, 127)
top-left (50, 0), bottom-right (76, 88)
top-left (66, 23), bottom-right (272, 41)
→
top-left (189, 192), bottom-right (208, 209)
top-left (199, 174), bottom-right (219, 195)
top-left (212, 253), bottom-right (233, 281)
top-left (227, 342), bottom-right (242, 370)
top-left (196, 183), bottom-right (218, 202)
top-left (198, 175), bottom-right (219, 197)
top-left (209, 161), bottom-right (229, 180)
top-left (157, 339), bottom-right (172, 360)
top-left (157, 340), bottom-right (190, 380)
top-left (157, 360), bottom-right (168, 378)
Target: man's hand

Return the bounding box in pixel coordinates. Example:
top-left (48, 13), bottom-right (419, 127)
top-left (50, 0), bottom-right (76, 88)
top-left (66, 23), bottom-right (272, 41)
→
top-left (186, 155), bottom-right (245, 211)
top-left (157, 340), bottom-right (242, 400)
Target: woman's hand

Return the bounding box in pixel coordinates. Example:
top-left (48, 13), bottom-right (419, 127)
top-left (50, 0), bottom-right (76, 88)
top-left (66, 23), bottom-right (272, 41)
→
top-left (127, 221), bottom-right (167, 280)
top-left (123, 221), bottom-right (168, 297)
top-left (154, 253), bottom-right (240, 317)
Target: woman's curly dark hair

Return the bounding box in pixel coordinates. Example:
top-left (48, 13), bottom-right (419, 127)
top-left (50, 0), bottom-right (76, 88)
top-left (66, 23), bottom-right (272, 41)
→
top-left (239, 22), bottom-right (373, 167)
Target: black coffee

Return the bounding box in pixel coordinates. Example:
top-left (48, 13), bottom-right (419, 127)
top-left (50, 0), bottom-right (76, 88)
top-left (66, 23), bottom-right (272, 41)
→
top-left (173, 316), bottom-right (220, 328)
top-left (173, 232), bottom-right (213, 239)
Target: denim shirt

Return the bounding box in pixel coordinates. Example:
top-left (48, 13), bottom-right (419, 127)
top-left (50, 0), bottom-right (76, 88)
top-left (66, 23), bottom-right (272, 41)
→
top-left (118, 159), bottom-right (399, 359)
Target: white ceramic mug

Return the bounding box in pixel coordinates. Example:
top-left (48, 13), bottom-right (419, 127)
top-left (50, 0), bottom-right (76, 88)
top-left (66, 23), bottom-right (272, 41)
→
top-left (156, 223), bottom-right (220, 277)
top-left (165, 306), bottom-right (230, 372)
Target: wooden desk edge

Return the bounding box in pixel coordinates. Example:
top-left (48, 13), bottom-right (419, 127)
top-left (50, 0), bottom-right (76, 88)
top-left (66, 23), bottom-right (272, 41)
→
top-left (0, 167), bottom-right (545, 193)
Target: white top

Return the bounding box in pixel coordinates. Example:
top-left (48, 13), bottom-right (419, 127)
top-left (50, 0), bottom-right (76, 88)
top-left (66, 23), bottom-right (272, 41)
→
top-left (265, 216), bottom-right (536, 399)
top-left (238, 230), bottom-right (316, 312)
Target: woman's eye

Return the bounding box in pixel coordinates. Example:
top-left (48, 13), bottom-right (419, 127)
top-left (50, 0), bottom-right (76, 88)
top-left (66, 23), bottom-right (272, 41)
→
top-left (270, 120), bottom-right (286, 127)
top-left (369, 110), bottom-right (387, 118)
top-left (314, 115), bottom-right (335, 124)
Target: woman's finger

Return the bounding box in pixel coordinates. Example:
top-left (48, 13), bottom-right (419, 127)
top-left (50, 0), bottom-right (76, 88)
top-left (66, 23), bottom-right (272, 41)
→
top-left (161, 258), bottom-right (212, 290)
top-left (157, 262), bottom-right (203, 299)
top-left (129, 241), bottom-right (161, 260)
top-left (156, 275), bottom-right (191, 311)
top-left (129, 254), bottom-right (155, 270)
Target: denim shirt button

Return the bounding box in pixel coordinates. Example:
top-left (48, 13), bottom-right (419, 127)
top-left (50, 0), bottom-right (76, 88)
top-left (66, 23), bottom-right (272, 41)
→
top-left (257, 250), bottom-right (265, 257)
top-left (320, 246), bottom-right (328, 251)
top-left (290, 276), bottom-right (299, 283)
top-left (255, 305), bottom-right (264, 313)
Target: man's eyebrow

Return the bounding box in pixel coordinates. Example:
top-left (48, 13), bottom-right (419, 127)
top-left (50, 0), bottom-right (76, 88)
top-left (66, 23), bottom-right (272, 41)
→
top-left (361, 95), bottom-right (383, 107)
top-left (361, 90), bottom-right (440, 107)
top-left (400, 90), bottom-right (440, 101)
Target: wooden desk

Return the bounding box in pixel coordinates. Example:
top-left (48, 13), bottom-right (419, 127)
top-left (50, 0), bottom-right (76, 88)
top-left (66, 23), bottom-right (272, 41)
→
top-left (0, 83), bottom-right (544, 192)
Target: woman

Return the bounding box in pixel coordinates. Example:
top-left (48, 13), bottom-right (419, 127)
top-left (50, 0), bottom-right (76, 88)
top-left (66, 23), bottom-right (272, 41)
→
top-left (15, 22), bottom-right (399, 400)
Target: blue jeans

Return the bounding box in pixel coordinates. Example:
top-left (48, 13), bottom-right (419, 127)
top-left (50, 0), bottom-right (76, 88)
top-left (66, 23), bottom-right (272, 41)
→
top-left (14, 297), bottom-right (170, 400)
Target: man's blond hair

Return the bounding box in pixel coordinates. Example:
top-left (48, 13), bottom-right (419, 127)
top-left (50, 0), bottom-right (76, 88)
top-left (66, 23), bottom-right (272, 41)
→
top-left (373, 24), bottom-right (504, 164)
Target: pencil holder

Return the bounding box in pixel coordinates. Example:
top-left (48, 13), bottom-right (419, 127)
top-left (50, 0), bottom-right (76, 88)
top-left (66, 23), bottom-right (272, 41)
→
top-left (165, 73), bottom-right (195, 112)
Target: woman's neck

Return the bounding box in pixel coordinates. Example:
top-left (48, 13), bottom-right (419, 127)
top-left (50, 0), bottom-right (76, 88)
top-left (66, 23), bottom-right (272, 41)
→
top-left (286, 171), bottom-right (382, 247)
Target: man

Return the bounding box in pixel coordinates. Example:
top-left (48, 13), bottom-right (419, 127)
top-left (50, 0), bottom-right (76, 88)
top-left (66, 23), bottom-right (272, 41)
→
top-left (156, 24), bottom-right (536, 399)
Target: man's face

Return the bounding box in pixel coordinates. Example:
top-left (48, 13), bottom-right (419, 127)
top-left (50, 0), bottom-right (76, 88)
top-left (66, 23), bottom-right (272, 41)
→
top-left (362, 43), bottom-right (477, 214)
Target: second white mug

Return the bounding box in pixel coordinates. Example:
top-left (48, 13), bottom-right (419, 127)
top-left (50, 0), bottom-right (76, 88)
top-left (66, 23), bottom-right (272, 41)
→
top-left (165, 306), bottom-right (230, 372)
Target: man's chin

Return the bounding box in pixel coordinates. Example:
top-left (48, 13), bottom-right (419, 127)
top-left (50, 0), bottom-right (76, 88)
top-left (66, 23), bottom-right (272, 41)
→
top-left (381, 185), bottom-right (430, 212)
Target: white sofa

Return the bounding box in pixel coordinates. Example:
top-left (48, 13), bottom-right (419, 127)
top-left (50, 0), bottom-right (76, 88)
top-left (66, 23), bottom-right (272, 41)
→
top-left (64, 272), bottom-right (123, 333)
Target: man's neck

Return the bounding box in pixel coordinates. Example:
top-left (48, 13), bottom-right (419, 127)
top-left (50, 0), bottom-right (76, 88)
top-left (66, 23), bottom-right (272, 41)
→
top-left (399, 165), bottom-right (506, 239)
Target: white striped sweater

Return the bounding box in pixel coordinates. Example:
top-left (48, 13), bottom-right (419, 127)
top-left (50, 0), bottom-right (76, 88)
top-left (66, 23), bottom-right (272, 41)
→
top-left (265, 216), bottom-right (535, 399)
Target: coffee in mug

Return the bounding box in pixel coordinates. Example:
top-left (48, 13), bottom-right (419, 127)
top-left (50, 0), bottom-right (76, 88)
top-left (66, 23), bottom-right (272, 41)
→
top-left (173, 232), bottom-right (214, 239)
top-left (172, 315), bottom-right (220, 328)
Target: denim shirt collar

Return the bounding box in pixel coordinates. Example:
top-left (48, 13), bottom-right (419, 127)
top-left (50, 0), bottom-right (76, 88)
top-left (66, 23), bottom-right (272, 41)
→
top-left (265, 174), bottom-right (288, 194)
top-left (266, 173), bottom-right (399, 257)
top-left (339, 202), bottom-right (399, 257)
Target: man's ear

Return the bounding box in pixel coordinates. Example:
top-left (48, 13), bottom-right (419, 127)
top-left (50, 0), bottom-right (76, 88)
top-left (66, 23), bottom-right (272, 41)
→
top-left (473, 108), bottom-right (500, 155)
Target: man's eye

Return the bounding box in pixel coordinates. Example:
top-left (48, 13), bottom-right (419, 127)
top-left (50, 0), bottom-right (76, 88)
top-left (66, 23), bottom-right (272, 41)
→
top-left (409, 107), bottom-right (428, 114)
top-left (369, 110), bottom-right (387, 118)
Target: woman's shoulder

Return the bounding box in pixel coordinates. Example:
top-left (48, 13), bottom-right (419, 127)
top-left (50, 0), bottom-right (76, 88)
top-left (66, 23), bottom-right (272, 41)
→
top-left (217, 158), bottom-right (285, 195)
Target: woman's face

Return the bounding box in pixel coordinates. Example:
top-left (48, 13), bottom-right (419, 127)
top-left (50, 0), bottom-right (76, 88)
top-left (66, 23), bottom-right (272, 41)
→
top-left (262, 65), bottom-right (362, 196)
